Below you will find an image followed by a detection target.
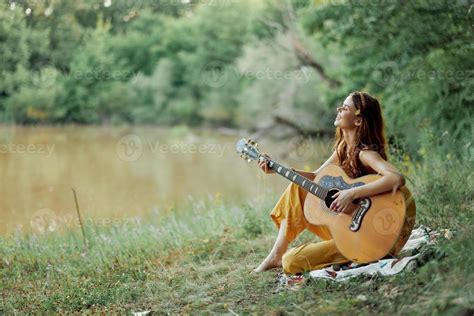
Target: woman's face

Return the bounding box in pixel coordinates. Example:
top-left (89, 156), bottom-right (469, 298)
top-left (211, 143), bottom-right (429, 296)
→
top-left (334, 95), bottom-right (361, 129)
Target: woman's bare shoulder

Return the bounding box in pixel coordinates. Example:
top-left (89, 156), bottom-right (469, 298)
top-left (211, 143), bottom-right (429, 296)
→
top-left (358, 150), bottom-right (381, 173)
top-left (359, 150), bottom-right (402, 176)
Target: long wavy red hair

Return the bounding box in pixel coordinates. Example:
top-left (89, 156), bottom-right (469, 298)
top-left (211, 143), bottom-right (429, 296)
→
top-left (333, 91), bottom-right (387, 178)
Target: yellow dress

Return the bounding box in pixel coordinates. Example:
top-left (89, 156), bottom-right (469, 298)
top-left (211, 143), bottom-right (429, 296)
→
top-left (271, 181), bottom-right (352, 274)
top-left (271, 179), bottom-right (416, 274)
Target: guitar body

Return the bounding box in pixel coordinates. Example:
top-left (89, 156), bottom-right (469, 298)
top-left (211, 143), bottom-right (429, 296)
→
top-left (303, 164), bottom-right (416, 263)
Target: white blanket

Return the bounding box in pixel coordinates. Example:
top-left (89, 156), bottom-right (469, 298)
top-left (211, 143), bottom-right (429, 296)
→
top-left (309, 225), bottom-right (446, 282)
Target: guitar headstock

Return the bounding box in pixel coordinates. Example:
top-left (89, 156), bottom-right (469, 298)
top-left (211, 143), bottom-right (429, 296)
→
top-left (235, 138), bottom-right (260, 162)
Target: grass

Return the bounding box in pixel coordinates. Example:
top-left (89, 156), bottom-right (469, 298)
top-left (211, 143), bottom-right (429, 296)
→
top-left (1, 135), bottom-right (473, 314)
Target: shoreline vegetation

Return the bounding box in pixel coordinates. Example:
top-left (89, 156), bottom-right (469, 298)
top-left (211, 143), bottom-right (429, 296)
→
top-left (0, 123), bottom-right (324, 141)
top-left (1, 130), bottom-right (472, 314)
top-left (1, 1), bottom-right (471, 154)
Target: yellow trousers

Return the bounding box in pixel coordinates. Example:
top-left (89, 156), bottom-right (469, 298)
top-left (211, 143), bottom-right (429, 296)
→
top-left (270, 182), bottom-right (350, 274)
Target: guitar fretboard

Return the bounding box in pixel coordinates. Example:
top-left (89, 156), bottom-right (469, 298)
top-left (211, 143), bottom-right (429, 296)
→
top-left (264, 157), bottom-right (329, 200)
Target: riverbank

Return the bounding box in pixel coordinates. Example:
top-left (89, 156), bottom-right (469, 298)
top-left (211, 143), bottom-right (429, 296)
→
top-left (0, 203), bottom-right (472, 314)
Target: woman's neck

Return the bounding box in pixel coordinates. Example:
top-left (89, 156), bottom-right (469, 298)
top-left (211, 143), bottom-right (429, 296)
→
top-left (342, 128), bottom-right (357, 149)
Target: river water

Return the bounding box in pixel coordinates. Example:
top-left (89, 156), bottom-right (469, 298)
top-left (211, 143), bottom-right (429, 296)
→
top-left (0, 125), bottom-right (333, 236)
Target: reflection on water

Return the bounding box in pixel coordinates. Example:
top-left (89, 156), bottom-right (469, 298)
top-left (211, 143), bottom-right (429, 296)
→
top-left (0, 125), bottom-right (332, 235)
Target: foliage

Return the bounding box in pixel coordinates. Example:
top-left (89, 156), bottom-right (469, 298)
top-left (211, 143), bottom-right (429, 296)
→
top-left (1, 0), bottom-right (471, 154)
top-left (298, 0), bottom-right (473, 151)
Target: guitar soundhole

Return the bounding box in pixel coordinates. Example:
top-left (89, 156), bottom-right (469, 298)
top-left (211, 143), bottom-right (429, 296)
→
top-left (325, 188), bottom-right (340, 210)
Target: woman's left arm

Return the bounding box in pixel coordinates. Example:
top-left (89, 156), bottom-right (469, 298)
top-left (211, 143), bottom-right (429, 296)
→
top-left (330, 150), bottom-right (405, 212)
top-left (352, 150), bottom-right (405, 199)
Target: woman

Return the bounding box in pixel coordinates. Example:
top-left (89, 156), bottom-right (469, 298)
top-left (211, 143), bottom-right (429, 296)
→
top-left (254, 91), bottom-right (407, 274)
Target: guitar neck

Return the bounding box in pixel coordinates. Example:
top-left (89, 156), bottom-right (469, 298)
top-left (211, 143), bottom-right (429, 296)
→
top-left (262, 155), bottom-right (329, 200)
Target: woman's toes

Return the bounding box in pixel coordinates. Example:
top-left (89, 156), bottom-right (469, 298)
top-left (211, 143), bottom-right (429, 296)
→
top-left (253, 258), bottom-right (282, 273)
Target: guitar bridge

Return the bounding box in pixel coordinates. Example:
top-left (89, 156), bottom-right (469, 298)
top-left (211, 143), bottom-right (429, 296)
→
top-left (350, 198), bottom-right (371, 232)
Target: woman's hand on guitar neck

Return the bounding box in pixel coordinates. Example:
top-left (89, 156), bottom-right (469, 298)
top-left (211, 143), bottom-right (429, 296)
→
top-left (257, 154), bottom-right (275, 174)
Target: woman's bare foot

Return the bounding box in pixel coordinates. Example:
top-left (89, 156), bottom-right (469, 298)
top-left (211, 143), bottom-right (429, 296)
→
top-left (252, 256), bottom-right (282, 273)
top-left (251, 219), bottom-right (288, 273)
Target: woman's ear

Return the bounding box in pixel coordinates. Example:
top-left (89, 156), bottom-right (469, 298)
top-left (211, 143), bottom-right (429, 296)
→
top-left (354, 117), bottom-right (363, 126)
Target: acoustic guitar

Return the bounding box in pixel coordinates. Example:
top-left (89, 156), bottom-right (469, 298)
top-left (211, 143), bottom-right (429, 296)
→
top-left (236, 138), bottom-right (416, 263)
